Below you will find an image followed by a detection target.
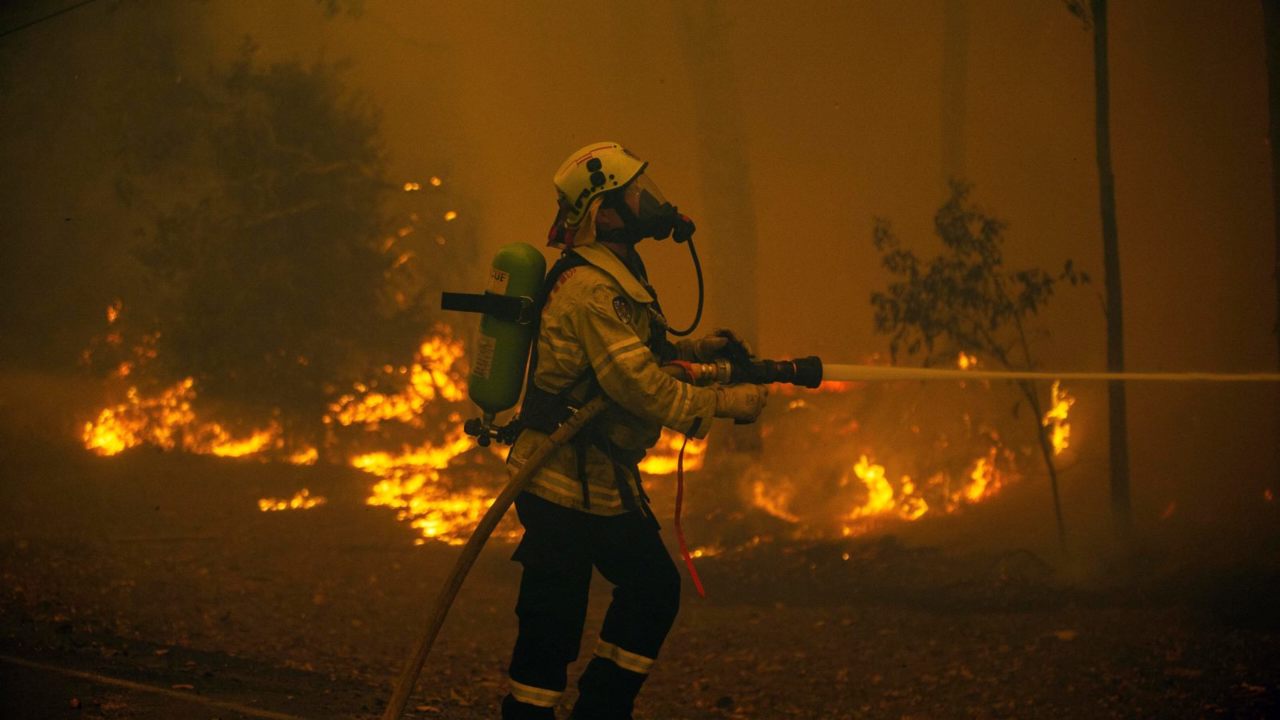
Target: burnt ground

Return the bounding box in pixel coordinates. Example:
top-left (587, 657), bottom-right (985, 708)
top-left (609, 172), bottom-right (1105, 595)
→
top-left (2, 378), bottom-right (1279, 719)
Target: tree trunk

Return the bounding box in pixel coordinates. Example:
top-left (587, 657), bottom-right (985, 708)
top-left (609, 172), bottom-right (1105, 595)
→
top-left (1020, 380), bottom-right (1068, 552)
top-left (1264, 0), bottom-right (1280, 364)
top-left (1262, 0), bottom-right (1280, 504)
top-left (1091, 0), bottom-right (1132, 540)
top-left (676, 0), bottom-right (759, 346)
top-left (941, 0), bottom-right (970, 187)
top-left (677, 0), bottom-right (761, 453)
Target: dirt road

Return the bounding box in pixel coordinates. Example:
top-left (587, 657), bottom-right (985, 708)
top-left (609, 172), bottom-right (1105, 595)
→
top-left (2, 414), bottom-right (1278, 718)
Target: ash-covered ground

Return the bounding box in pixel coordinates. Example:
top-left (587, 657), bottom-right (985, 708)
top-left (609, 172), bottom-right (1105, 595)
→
top-left (2, 375), bottom-right (1278, 720)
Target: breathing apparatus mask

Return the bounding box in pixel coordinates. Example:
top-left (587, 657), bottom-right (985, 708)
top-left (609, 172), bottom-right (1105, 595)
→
top-left (597, 173), bottom-right (696, 245)
top-left (595, 173), bottom-right (703, 335)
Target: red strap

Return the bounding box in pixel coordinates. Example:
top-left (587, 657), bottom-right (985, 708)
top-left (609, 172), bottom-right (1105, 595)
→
top-left (674, 434), bottom-right (706, 598)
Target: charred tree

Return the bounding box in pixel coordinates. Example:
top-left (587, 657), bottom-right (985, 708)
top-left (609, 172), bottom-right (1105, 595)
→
top-left (1265, 0), bottom-right (1280, 365)
top-left (1089, 0), bottom-right (1133, 541)
top-left (1063, 0), bottom-right (1133, 541)
top-left (1264, 0), bottom-right (1280, 503)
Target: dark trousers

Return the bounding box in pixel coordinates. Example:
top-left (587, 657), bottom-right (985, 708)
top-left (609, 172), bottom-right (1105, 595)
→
top-left (504, 492), bottom-right (681, 719)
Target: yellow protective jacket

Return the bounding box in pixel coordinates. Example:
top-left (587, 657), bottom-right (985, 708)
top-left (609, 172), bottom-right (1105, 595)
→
top-left (507, 241), bottom-right (716, 515)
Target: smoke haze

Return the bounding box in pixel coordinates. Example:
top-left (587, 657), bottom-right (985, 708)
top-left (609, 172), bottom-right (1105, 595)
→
top-left (1, 0), bottom-right (1275, 543)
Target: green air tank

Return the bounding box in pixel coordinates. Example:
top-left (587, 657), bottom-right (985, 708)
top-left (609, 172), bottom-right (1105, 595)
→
top-left (467, 242), bottom-right (546, 419)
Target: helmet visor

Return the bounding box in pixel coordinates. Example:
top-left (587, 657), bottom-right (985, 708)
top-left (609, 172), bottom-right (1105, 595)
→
top-left (622, 172), bottom-right (669, 217)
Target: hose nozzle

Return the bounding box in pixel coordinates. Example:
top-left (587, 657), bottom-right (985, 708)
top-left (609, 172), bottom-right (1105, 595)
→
top-left (731, 356), bottom-right (823, 388)
top-left (665, 356), bottom-right (823, 388)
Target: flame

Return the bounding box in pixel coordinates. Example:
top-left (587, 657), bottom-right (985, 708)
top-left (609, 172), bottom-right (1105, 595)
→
top-left (638, 428), bottom-right (707, 475)
top-left (1042, 381), bottom-right (1074, 455)
top-left (106, 299), bottom-right (122, 325)
top-left (80, 378), bottom-right (286, 459)
top-left (325, 328), bottom-right (503, 544)
top-left (847, 455), bottom-right (897, 519)
top-left (81, 326), bottom-right (493, 544)
top-left (764, 373), bottom-right (1068, 535)
top-left (759, 364), bottom-right (1032, 538)
top-left (403, 181), bottom-right (421, 192)
top-left (1266, 489), bottom-right (1275, 503)
top-left (206, 424), bottom-right (279, 457)
top-left (751, 478), bottom-right (800, 523)
top-left (288, 446), bottom-right (319, 465)
top-left (358, 428), bottom-right (498, 545)
top-left (326, 332), bottom-right (466, 428)
top-left (82, 379), bottom-right (197, 455)
top-left (258, 489), bottom-right (325, 512)
top-left (896, 476), bottom-right (930, 520)
top-left (82, 318), bottom-right (1083, 548)
top-left (956, 450), bottom-right (1000, 504)
top-left (443, 210), bottom-right (459, 222)
top-left (836, 456), bottom-right (948, 532)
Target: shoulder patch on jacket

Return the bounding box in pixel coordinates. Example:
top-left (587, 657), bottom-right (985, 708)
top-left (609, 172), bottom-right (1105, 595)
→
top-left (612, 296), bottom-right (633, 324)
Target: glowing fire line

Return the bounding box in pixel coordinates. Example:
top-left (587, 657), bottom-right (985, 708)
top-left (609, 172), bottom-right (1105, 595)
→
top-left (259, 489), bottom-right (325, 512)
top-left (81, 326), bottom-right (486, 543)
top-left (82, 303), bottom-right (1085, 546)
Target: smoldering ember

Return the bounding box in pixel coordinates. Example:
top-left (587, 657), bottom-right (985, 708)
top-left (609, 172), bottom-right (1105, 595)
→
top-left (1, 2), bottom-right (1278, 719)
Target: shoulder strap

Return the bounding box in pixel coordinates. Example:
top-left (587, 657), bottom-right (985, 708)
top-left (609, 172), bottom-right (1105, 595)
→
top-left (520, 250), bottom-right (600, 507)
top-left (523, 251), bottom-right (593, 397)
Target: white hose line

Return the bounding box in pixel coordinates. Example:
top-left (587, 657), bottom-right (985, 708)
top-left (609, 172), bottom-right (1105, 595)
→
top-left (820, 363), bottom-right (1280, 384)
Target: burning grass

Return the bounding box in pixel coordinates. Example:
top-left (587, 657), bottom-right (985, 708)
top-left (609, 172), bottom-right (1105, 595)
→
top-left (80, 328), bottom-right (1076, 550)
top-left (80, 325), bottom-right (499, 545)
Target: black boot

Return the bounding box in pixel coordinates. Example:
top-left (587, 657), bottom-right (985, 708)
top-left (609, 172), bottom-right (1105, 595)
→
top-left (503, 693), bottom-right (557, 720)
top-left (568, 658), bottom-right (646, 720)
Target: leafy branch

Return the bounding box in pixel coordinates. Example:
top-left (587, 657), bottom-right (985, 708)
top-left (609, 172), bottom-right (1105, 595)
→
top-left (871, 181), bottom-right (1089, 550)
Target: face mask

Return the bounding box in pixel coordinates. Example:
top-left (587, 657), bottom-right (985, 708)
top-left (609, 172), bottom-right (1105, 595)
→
top-left (603, 174), bottom-right (696, 244)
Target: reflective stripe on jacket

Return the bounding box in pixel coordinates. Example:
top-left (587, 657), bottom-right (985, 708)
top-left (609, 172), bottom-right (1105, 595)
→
top-left (507, 241), bottom-right (715, 515)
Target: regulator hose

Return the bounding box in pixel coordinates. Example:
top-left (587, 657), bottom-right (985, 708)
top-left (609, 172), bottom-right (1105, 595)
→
top-left (665, 235), bottom-right (704, 337)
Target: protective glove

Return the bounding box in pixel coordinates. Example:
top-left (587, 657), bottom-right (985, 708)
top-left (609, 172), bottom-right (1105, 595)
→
top-left (679, 329), bottom-right (753, 363)
top-left (713, 383), bottom-right (770, 423)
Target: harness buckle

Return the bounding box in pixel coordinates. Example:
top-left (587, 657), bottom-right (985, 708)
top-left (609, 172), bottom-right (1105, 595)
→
top-left (514, 295), bottom-right (537, 325)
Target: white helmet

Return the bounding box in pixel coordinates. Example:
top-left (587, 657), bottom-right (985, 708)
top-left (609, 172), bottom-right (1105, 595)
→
top-left (548, 142), bottom-right (646, 242)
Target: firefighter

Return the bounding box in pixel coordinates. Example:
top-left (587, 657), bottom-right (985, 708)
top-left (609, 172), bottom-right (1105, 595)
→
top-left (501, 142), bottom-right (769, 720)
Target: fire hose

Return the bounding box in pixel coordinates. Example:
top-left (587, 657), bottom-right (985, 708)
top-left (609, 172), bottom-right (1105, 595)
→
top-left (379, 355), bottom-right (825, 720)
top-left (380, 393), bottom-right (610, 720)
top-left (663, 355), bottom-right (1280, 386)
top-left (388, 240), bottom-right (1280, 719)
top-left (379, 352), bottom-right (1280, 719)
